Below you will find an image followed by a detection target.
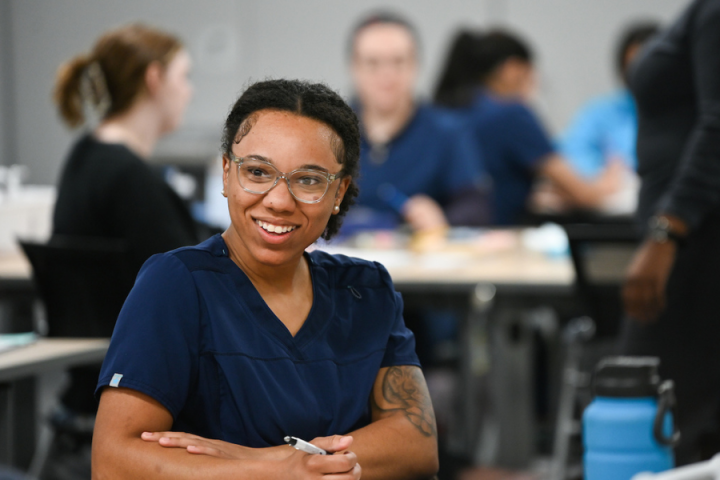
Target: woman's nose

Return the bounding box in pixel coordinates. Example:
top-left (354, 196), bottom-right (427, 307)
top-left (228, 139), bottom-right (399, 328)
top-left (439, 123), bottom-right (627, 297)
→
top-left (263, 177), bottom-right (296, 212)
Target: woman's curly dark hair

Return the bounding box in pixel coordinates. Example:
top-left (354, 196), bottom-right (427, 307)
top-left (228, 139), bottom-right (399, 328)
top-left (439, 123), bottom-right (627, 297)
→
top-left (221, 79), bottom-right (360, 241)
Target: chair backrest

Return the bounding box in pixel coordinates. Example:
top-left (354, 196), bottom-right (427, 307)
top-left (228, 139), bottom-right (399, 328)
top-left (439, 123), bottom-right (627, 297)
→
top-left (562, 221), bottom-right (640, 337)
top-left (19, 236), bottom-right (136, 338)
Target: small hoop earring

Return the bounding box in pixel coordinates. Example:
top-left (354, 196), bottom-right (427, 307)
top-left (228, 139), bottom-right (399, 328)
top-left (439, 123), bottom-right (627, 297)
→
top-left (333, 205), bottom-right (340, 214)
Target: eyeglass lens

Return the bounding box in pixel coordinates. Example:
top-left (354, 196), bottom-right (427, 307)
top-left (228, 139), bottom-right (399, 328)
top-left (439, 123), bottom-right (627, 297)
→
top-left (237, 158), bottom-right (330, 203)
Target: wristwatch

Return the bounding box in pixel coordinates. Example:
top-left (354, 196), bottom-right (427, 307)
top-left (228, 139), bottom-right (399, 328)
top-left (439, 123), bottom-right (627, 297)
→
top-left (648, 216), bottom-right (686, 246)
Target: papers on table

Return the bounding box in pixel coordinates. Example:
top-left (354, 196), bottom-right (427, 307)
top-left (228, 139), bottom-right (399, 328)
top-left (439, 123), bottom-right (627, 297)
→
top-left (0, 332), bottom-right (38, 354)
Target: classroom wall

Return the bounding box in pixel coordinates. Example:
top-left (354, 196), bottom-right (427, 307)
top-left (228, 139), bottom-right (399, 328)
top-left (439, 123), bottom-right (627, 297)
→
top-left (4, 0), bottom-right (688, 185)
top-left (0, 1), bottom-right (15, 168)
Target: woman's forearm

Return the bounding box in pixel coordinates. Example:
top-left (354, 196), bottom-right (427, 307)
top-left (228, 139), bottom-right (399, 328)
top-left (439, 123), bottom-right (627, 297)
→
top-left (346, 365), bottom-right (439, 480)
top-left (348, 415), bottom-right (439, 480)
top-left (93, 388), bottom-right (357, 480)
top-left (92, 437), bottom-right (276, 480)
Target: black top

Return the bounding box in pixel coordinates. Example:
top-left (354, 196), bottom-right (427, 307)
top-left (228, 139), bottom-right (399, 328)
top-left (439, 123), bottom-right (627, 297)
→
top-left (630, 0), bottom-right (720, 232)
top-left (53, 134), bottom-right (199, 275)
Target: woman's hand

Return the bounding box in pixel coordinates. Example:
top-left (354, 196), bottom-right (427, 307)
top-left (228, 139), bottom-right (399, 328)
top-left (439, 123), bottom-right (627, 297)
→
top-left (401, 194), bottom-right (449, 232)
top-left (141, 431), bottom-right (266, 459)
top-left (143, 431), bottom-right (360, 478)
top-left (623, 239), bottom-right (677, 323)
top-left (280, 436), bottom-right (360, 480)
top-left (142, 431), bottom-right (357, 463)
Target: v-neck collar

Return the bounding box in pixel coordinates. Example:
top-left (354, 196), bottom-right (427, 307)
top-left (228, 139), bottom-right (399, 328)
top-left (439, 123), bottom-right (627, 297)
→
top-left (214, 235), bottom-right (332, 356)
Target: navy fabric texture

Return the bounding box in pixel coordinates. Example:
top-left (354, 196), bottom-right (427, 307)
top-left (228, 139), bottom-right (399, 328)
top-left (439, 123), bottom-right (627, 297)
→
top-left (465, 91), bottom-right (555, 225)
top-left (96, 234), bottom-right (419, 447)
top-left (353, 103), bottom-right (485, 226)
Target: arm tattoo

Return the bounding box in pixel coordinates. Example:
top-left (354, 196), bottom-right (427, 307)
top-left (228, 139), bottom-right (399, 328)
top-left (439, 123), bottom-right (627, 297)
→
top-left (371, 366), bottom-right (437, 438)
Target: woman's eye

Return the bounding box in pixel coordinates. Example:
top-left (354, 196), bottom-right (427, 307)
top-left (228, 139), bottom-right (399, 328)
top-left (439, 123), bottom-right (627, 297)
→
top-left (247, 167), bottom-right (271, 178)
top-left (296, 175), bottom-right (323, 186)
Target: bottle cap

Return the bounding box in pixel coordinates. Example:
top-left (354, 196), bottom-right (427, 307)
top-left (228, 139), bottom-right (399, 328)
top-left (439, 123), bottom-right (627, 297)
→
top-left (593, 356), bottom-right (661, 397)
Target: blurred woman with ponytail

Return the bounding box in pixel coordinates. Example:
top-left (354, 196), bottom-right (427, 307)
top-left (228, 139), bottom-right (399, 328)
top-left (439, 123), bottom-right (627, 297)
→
top-left (46, 23), bottom-right (198, 479)
top-left (434, 29), bottom-right (622, 224)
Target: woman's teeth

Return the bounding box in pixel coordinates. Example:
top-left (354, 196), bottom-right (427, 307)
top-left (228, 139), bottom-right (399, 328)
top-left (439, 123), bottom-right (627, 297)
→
top-left (256, 220), bottom-right (296, 234)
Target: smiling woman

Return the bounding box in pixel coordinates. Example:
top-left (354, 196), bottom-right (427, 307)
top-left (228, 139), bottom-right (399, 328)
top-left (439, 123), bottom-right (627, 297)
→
top-left (91, 79), bottom-right (439, 480)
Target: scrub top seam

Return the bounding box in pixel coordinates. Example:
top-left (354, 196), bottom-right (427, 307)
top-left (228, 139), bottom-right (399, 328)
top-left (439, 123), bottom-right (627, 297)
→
top-left (201, 347), bottom-right (386, 365)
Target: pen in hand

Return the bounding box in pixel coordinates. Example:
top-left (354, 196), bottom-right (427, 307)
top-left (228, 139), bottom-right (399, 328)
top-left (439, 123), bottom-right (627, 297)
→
top-left (284, 436), bottom-right (328, 455)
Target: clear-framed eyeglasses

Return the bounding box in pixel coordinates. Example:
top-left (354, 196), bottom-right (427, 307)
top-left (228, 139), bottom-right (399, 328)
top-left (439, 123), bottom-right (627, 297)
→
top-left (228, 153), bottom-right (342, 204)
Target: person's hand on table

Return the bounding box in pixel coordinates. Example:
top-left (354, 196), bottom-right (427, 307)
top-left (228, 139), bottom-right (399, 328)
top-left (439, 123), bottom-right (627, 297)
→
top-left (142, 431), bottom-right (361, 478)
top-left (401, 194), bottom-right (449, 232)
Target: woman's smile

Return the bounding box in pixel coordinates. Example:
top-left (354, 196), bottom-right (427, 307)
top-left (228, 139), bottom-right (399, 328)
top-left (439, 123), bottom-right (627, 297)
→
top-left (253, 216), bottom-right (299, 245)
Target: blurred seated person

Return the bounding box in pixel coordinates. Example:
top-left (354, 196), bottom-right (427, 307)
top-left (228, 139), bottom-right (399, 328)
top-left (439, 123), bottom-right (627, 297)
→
top-left (434, 29), bottom-right (622, 225)
top-left (558, 22), bottom-right (659, 178)
top-left (54, 24), bottom-right (199, 274)
top-left (49, 23), bottom-right (199, 478)
top-left (346, 12), bottom-right (491, 234)
top-left (557, 22), bottom-right (659, 214)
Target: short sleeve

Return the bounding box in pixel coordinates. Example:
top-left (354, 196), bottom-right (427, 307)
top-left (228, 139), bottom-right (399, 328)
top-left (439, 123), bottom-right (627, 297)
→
top-left (506, 105), bottom-right (555, 169)
top-left (375, 263), bottom-right (421, 368)
top-left (96, 253), bottom-right (200, 419)
top-left (557, 101), bottom-right (607, 177)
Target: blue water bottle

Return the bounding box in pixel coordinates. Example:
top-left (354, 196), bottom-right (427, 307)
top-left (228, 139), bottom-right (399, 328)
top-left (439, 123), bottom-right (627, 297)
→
top-left (583, 356), bottom-right (680, 480)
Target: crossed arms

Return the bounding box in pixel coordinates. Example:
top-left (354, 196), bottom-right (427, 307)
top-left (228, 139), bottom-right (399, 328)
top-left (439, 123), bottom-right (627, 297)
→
top-left (92, 365), bottom-right (438, 480)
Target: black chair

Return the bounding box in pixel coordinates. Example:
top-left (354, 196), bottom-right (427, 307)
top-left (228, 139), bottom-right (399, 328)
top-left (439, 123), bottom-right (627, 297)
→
top-left (19, 236), bottom-right (136, 338)
top-left (18, 236), bottom-right (136, 478)
top-left (563, 221), bottom-right (641, 338)
top-left (551, 220), bottom-right (641, 479)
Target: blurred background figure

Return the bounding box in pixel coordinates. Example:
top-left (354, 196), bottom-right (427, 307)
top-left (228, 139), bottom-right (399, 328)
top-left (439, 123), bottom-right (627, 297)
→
top-left (345, 12), bottom-right (491, 234)
top-left (46, 23), bottom-right (199, 479)
top-left (621, 0), bottom-right (720, 466)
top-left (558, 21), bottom-right (660, 179)
top-left (434, 28), bottom-right (622, 225)
top-left (557, 22), bottom-right (660, 214)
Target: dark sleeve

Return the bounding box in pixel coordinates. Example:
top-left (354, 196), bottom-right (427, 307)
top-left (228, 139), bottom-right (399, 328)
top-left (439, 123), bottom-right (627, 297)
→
top-left (439, 121), bottom-right (493, 226)
top-left (96, 253), bottom-right (200, 418)
top-left (506, 105), bottom-right (556, 169)
top-left (113, 161), bottom-right (199, 267)
top-left (375, 263), bottom-right (421, 368)
top-left (657, 0), bottom-right (720, 230)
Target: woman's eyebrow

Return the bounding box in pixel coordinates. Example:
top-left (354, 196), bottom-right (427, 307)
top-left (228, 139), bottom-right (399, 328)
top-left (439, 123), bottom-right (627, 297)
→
top-left (245, 154), bottom-right (272, 162)
top-left (298, 164), bottom-right (330, 173)
top-left (243, 155), bottom-right (331, 173)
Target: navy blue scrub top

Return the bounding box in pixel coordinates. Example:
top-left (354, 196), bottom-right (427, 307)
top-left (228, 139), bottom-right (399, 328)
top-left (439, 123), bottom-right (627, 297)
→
top-left (351, 103), bottom-right (484, 229)
top-left (466, 91), bottom-right (555, 225)
top-left (96, 234), bottom-right (419, 447)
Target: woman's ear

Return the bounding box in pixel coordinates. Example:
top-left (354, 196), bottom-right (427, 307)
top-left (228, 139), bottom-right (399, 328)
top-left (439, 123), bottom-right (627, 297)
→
top-left (144, 61), bottom-right (164, 96)
top-left (222, 155), bottom-right (231, 197)
top-left (334, 176), bottom-right (352, 206)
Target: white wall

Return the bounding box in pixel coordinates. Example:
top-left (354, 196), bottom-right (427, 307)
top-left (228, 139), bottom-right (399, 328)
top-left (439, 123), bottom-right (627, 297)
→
top-left (6, 0), bottom-right (689, 184)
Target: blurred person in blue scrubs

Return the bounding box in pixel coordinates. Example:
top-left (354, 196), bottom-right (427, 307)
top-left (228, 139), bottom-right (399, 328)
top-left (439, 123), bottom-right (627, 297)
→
top-left (558, 22), bottom-right (660, 178)
top-left (434, 29), bottom-right (623, 225)
top-left (346, 13), bottom-right (491, 234)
